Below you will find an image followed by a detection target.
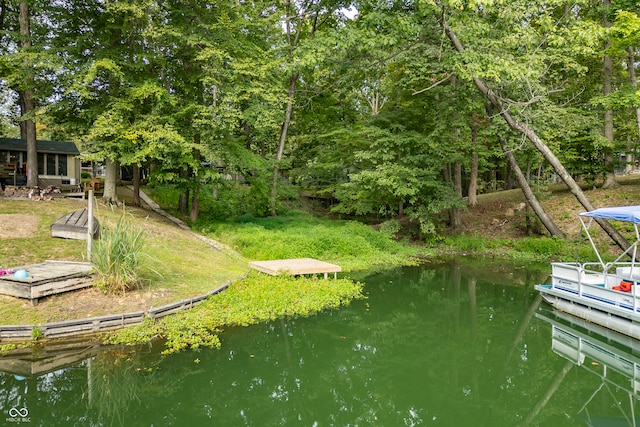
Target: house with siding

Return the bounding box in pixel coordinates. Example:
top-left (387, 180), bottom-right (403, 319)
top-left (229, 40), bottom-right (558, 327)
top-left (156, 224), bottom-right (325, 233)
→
top-left (0, 138), bottom-right (81, 187)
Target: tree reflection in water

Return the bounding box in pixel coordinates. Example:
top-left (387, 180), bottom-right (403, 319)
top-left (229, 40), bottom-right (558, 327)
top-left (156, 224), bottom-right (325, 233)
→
top-left (4, 260), bottom-right (635, 426)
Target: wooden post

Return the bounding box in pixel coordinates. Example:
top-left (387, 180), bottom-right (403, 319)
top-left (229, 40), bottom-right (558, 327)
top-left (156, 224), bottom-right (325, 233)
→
top-left (87, 190), bottom-right (94, 261)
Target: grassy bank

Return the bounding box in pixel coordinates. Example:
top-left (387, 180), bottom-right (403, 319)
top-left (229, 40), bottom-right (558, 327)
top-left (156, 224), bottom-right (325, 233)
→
top-left (194, 210), bottom-right (421, 274)
top-left (435, 180), bottom-right (640, 264)
top-left (0, 198), bottom-right (248, 326)
top-left (102, 209), bottom-right (422, 353)
top-left (435, 234), bottom-right (598, 263)
top-left (106, 274), bottom-right (364, 354)
top-left (0, 195), bottom-right (416, 353)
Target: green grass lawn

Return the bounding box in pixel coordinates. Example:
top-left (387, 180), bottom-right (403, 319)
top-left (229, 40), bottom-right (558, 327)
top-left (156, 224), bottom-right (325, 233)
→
top-left (0, 197), bottom-right (249, 325)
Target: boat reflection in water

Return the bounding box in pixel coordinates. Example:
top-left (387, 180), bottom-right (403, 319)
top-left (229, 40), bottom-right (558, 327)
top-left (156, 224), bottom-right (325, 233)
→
top-left (537, 308), bottom-right (640, 426)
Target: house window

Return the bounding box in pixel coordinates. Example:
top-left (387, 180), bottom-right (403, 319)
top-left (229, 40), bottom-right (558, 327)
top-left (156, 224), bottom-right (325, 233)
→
top-left (35, 153), bottom-right (68, 176)
top-left (58, 155), bottom-right (67, 175)
top-left (47, 154), bottom-right (56, 175)
top-left (38, 153), bottom-right (45, 174)
top-left (9, 151), bottom-right (21, 165)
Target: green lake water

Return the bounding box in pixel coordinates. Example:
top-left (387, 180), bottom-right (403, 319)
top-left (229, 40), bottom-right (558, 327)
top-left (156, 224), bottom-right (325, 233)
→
top-left (2, 259), bottom-right (640, 426)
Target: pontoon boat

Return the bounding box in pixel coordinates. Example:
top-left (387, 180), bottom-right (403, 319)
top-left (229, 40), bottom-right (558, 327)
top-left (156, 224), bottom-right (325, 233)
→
top-left (535, 205), bottom-right (640, 340)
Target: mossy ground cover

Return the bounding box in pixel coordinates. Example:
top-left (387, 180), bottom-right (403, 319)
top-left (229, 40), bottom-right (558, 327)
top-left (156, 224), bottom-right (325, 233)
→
top-left (196, 210), bottom-right (421, 273)
top-left (106, 273), bottom-right (364, 354)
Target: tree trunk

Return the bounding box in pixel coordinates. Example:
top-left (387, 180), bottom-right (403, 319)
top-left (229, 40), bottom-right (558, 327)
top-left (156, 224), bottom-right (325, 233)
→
top-left (0, 0), bottom-right (7, 32)
top-left (629, 46), bottom-right (640, 172)
top-left (503, 162), bottom-right (514, 190)
top-left (468, 122), bottom-right (479, 207)
top-left (132, 163), bottom-right (140, 207)
top-left (190, 147), bottom-right (200, 223)
top-left (524, 157), bottom-right (535, 235)
top-left (190, 181), bottom-right (199, 223)
top-left (442, 16), bottom-right (629, 252)
top-left (19, 0), bottom-right (37, 187)
top-left (602, 0), bottom-right (618, 189)
top-left (271, 71), bottom-right (299, 216)
top-left (490, 169), bottom-right (497, 191)
top-left (450, 161), bottom-right (462, 230)
top-left (454, 161), bottom-right (462, 198)
top-left (178, 168), bottom-right (190, 214)
top-left (442, 163), bottom-right (459, 229)
top-left (443, 163), bottom-right (451, 184)
top-left (501, 141), bottom-right (565, 238)
top-left (626, 132), bottom-right (634, 174)
top-left (178, 190), bottom-right (189, 214)
top-left (102, 158), bottom-right (119, 205)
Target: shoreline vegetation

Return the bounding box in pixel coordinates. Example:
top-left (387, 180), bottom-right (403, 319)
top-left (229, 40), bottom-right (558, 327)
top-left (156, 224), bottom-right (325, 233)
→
top-left (2, 177), bottom-right (640, 354)
top-left (0, 188), bottom-right (417, 355)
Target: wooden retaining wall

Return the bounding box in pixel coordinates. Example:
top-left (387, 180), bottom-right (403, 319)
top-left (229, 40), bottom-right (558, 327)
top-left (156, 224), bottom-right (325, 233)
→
top-left (0, 275), bottom-right (246, 342)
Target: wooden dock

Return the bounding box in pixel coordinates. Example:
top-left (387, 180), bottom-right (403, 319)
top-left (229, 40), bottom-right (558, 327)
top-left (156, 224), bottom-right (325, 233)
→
top-left (0, 260), bottom-right (94, 305)
top-left (249, 258), bottom-right (341, 279)
top-left (50, 208), bottom-right (99, 240)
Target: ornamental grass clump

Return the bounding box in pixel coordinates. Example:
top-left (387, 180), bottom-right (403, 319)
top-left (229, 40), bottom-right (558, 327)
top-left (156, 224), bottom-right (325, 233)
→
top-left (93, 213), bottom-right (145, 294)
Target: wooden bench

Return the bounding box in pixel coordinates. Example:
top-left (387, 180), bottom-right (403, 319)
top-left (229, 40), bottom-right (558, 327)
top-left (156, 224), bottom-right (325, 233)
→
top-left (50, 208), bottom-right (100, 240)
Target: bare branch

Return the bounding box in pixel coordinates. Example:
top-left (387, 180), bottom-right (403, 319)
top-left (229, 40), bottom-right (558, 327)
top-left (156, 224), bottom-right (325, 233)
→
top-left (412, 73), bottom-right (452, 95)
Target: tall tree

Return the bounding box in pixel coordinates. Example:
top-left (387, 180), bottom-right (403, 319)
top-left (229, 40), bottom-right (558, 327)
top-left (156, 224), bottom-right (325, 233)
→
top-left (53, 1), bottom-right (203, 207)
top-left (608, 10), bottom-right (640, 173)
top-left (2, 1), bottom-right (61, 187)
top-left (602, 0), bottom-right (618, 188)
top-left (438, 2), bottom-right (630, 250)
top-left (627, 46), bottom-right (639, 172)
top-left (18, 0), bottom-right (37, 186)
top-left (270, 0), bottom-right (351, 215)
top-left (467, 117), bottom-right (480, 207)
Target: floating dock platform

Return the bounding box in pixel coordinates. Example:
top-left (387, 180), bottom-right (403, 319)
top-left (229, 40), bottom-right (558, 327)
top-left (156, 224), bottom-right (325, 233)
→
top-left (249, 258), bottom-right (341, 279)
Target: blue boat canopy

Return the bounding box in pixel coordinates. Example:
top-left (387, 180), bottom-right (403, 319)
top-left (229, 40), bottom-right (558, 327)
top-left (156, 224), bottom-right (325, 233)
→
top-left (579, 206), bottom-right (640, 223)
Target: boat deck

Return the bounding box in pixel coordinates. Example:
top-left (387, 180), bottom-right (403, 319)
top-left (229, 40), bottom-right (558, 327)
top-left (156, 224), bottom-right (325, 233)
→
top-left (249, 258), bottom-right (341, 279)
top-left (0, 260), bottom-right (94, 305)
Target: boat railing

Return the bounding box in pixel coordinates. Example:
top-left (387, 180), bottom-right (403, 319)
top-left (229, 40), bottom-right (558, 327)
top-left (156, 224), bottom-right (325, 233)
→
top-left (551, 261), bottom-right (640, 312)
top-left (539, 207), bottom-right (640, 338)
top-left (551, 262), bottom-right (605, 285)
top-left (610, 263), bottom-right (640, 280)
top-left (553, 262), bottom-right (640, 281)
